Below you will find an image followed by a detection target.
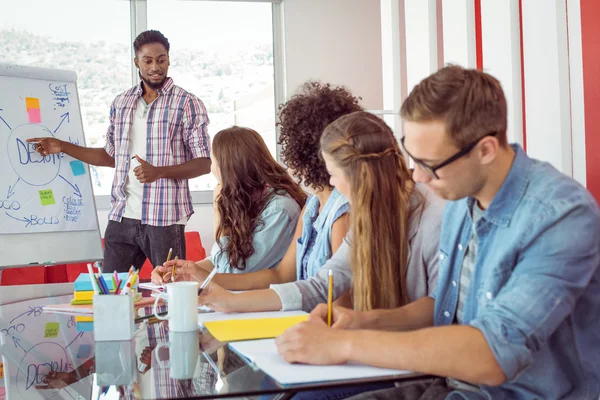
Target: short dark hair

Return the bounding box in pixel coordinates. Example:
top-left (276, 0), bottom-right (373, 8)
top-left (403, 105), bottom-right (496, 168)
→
top-left (133, 30), bottom-right (170, 54)
top-left (277, 82), bottom-right (363, 191)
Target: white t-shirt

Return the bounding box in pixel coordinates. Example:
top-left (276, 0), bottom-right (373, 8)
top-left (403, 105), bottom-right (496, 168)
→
top-left (123, 98), bottom-right (186, 225)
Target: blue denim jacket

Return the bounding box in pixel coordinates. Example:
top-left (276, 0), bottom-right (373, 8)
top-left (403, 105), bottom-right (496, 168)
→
top-left (434, 145), bottom-right (600, 400)
top-left (295, 189), bottom-right (350, 281)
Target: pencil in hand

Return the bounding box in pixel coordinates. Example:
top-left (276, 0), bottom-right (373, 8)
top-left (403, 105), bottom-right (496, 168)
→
top-left (171, 256), bottom-right (178, 282)
top-left (327, 269), bottom-right (333, 327)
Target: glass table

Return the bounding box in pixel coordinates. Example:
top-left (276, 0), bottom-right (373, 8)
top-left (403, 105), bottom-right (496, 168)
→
top-left (0, 285), bottom-right (426, 400)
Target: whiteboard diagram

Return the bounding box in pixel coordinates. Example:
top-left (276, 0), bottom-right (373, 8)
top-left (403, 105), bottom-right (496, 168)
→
top-left (0, 295), bottom-right (94, 400)
top-left (0, 76), bottom-right (98, 235)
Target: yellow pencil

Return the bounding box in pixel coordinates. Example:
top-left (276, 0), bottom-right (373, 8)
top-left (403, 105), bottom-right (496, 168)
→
top-left (327, 269), bottom-right (333, 327)
top-left (160, 248), bottom-right (173, 278)
top-left (171, 256), bottom-right (178, 282)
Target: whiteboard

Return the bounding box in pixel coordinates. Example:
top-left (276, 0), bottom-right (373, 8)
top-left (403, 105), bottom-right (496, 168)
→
top-left (0, 294), bottom-right (94, 400)
top-left (0, 64), bottom-right (103, 268)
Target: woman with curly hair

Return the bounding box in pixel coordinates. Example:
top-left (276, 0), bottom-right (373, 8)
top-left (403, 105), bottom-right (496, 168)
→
top-left (151, 126), bottom-right (305, 280)
top-left (158, 82), bottom-right (360, 298)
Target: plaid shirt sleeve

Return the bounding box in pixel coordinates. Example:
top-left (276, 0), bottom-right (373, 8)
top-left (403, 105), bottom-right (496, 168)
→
top-left (104, 101), bottom-right (116, 157)
top-left (182, 96), bottom-right (210, 159)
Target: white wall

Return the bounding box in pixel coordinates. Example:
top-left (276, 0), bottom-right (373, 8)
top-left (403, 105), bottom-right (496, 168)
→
top-left (283, 0), bottom-right (384, 109)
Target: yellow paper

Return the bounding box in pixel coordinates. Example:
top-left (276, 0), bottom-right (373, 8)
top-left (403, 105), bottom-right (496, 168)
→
top-left (73, 291), bottom-right (95, 301)
top-left (75, 316), bottom-right (94, 322)
top-left (204, 315), bottom-right (309, 342)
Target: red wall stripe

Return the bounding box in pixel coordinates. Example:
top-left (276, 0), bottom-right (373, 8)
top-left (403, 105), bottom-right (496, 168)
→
top-left (581, 0), bottom-right (600, 201)
top-left (474, 0), bottom-right (483, 70)
top-left (518, 0), bottom-right (527, 151)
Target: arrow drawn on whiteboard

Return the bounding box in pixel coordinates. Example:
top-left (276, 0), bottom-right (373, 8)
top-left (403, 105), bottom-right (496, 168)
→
top-left (65, 331), bottom-right (84, 349)
top-left (7, 177), bottom-right (20, 199)
top-left (0, 108), bottom-right (12, 130)
top-left (5, 212), bottom-right (31, 227)
top-left (9, 306), bottom-right (43, 324)
top-left (12, 336), bottom-right (26, 352)
top-left (53, 112), bottom-right (70, 133)
top-left (58, 174), bottom-right (82, 198)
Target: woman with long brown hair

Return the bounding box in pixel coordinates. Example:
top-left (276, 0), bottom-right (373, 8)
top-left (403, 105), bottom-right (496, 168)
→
top-left (152, 126), bottom-right (305, 279)
top-left (187, 111), bottom-right (443, 316)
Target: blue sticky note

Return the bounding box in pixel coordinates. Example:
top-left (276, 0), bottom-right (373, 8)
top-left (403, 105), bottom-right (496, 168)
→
top-left (70, 160), bottom-right (86, 176)
top-left (77, 344), bottom-right (92, 359)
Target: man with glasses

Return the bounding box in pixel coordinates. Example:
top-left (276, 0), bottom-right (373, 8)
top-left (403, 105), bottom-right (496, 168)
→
top-left (275, 65), bottom-right (600, 399)
top-left (28, 30), bottom-right (211, 273)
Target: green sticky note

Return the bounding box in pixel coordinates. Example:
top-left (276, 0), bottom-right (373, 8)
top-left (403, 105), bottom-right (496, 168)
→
top-left (44, 322), bottom-right (60, 338)
top-left (39, 189), bottom-right (56, 206)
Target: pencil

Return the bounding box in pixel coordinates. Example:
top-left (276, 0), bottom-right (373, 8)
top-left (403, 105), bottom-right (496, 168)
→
top-left (327, 269), bottom-right (333, 327)
top-left (171, 256), bottom-right (178, 282)
top-left (166, 247), bottom-right (173, 263)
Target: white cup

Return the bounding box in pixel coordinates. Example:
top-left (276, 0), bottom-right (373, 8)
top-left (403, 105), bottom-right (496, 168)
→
top-left (153, 281), bottom-right (199, 332)
top-left (169, 331), bottom-right (200, 379)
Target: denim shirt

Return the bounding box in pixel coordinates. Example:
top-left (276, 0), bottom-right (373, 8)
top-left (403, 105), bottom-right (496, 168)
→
top-left (207, 191), bottom-right (302, 274)
top-left (433, 145), bottom-right (600, 400)
top-left (296, 189), bottom-right (350, 281)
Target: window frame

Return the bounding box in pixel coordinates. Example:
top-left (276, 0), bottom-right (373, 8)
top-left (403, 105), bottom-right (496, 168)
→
top-left (95, 0), bottom-right (284, 210)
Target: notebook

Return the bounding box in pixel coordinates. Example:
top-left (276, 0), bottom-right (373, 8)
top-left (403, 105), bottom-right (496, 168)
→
top-left (203, 314), bottom-right (309, 341)
top-left (230, 339), bottom-right (414, 385)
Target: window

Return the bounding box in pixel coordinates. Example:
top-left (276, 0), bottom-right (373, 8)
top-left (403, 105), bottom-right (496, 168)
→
top-left (1, 0), bottom-right (277, 197)
top-left (0, 0), bottom-right (131, 196)
top-left (147, 0), bottom-right (276, 191)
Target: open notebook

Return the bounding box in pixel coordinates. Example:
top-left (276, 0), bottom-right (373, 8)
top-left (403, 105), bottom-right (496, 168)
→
top-left (229, 338), bottom-right (414, 385)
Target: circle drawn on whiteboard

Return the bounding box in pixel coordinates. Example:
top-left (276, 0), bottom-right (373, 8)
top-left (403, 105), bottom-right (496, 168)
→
top-left (17, 341), bottom-right (69, 399)
top-left (7, 124), bottom-right (61, 186)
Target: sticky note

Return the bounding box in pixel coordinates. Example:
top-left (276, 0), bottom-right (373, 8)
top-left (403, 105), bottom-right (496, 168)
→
top-left (69, 160), bottom-right (86, 176)
top-left (0, 362), bottom-right (3, 378)
top-left (44, 322), bottom-right (60, 338)
top-left (26, 97), bottom-right (40, 110)
top-left (28, 107), bottom-right (41, 123)
top-left (77, 344), bottom-right (92, 359)
top-left (39, 189), bottom-right (56, 206)
top-left (203, 315), bottom-right (309, 342)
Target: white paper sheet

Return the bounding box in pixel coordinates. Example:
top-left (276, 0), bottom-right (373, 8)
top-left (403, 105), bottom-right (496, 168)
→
top-left (230, 338), bottom-right (413, 385)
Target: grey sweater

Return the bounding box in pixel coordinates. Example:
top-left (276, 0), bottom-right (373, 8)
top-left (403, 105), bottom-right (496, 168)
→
top-left (270, 184), bottom-right (445, 312)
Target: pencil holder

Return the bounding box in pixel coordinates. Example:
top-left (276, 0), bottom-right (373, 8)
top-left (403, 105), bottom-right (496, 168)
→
top-left (93, 294), bottom-right (135, 341)
top-left (95, 340), bottom-right (136, 386)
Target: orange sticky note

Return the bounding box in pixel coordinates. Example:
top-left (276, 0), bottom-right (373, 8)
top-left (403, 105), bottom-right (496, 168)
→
top-left (0, 362), bottom-right (4, 378)
top-left (25, 97), bottom-right (40, 110)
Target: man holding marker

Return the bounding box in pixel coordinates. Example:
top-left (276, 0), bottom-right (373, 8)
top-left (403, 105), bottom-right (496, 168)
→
top-left (28, 30), bottom-right (211, 273)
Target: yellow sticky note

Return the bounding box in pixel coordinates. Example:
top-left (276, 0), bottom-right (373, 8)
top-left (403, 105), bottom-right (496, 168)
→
top-left (204, 315), bottom-right (309, 342)
top-left (75, 316), bottom-right (94, 322)
top-left (44, 322), bottom-right (60, 338)
top-left (0, 362), bottom-right (4, 379)
top-left (39, 189), bottom-right (56, 206)
top-left (25, 97), bottom-right (40, 110)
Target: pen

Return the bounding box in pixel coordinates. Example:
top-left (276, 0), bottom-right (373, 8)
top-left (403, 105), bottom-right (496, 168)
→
top-left (327, 269), bottom-right (333, 327)
top-left (171, 256), bottom-right (178, 282)
top-left (135, 311), bottom-right (167, 323)
top-left (87, 263), bottom-right (100, 295)
top-left (198, 267), bottom-right (219, 295)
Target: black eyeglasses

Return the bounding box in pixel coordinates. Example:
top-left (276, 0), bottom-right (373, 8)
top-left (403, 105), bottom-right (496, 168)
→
top-left (400, 132), bottom-right (497, 179)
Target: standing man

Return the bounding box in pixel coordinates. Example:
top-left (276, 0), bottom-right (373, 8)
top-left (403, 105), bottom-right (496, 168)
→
top-left (276, 65), bottom-right (600, 399)
top-left (29, 30), bottom-right (211, 272)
